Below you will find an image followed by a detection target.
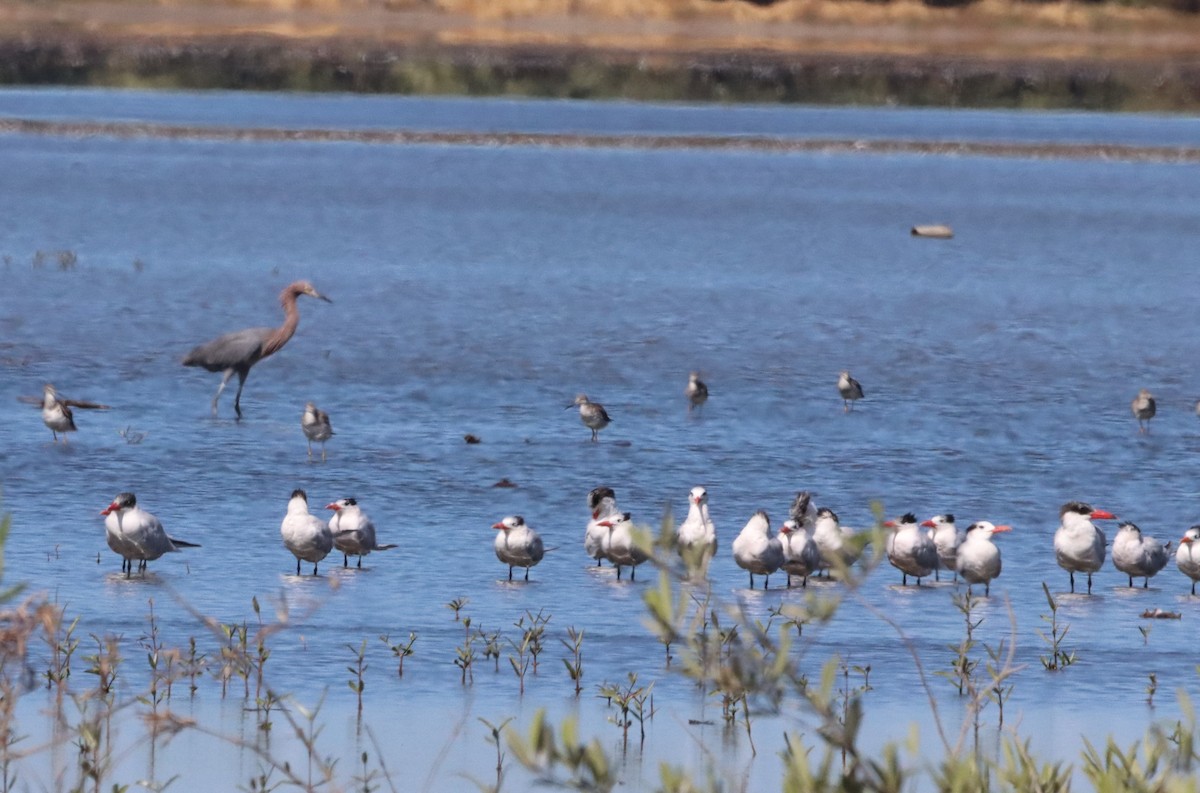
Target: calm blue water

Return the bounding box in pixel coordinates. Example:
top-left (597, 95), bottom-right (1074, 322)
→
top-left (2, 88), bottom-right (1200, 790)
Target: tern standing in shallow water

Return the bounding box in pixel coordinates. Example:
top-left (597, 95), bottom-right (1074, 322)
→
top-left (327, 498), bottom-right (396, 569)
top-left (956, 521), bottom-right (1010, 596)
top-left (280, 489), bottom-right (333, 576)
top-left (732, 510), bottom-right (784, 589)
top-left (922, 514), bottom-right (962, 582)
top-left (677, 486), bottom-right (717, 572)
top-left (302, 402), bottom-right (333, 461)
top-left (102, 492), bottom-right (200, 577)
top-left (838, 370), bottom-right (864, 412)
top-left (1176, 526), bottom-right (1200, 595)
top-left (585, 486), bottom-right (619, 566)
top-left (570, 394), bottom-right (611, 441)
top-left (1054, 501), bottom-right (1116, 594)
top-left (812, 507), bottom-right (859, 574)
top-left (493, 515), bottom-right (545, 581)
top-left (685, 372), bottom-right (708, 414)
top-left (599, 511), bottom-right (649, 581)
top-left (1111, 521), bottom-right (1169, 588)
top-left (20, 384), bottom-right (110, 443)
top-left (182, 280), bottom-right (332, 419)
top-left (884, 513), bottom-right (938, 586)
top-left (1131, 389), bottom-right (1156, 434)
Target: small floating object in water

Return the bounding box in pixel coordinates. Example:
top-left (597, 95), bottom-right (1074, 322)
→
top-left (1140, 608), bottom-right (1181, 619)
top-left (493, 478), bottom-right (518, 488)
top-left (911, 225), bottom-right (954, 239)
top-left (464, 434), bottom-right (481, 444)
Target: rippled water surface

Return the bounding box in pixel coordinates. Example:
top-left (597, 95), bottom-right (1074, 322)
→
top-left (2, 88), bottom-right (1200, 790)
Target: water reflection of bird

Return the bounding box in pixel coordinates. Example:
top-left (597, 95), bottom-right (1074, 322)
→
top-left (732, 510), bottom-right (784, 589)
top-left (280, 489), bottom-right (332, 576)
top-left (1176, 526), bottom-right (1200, 595)
top-left (838, 370), bottom-right (864, 412)
top-left (183, 281), bottom-right (332, 419)
top-left (101, 492), bottom-right (199, 577)
top-left (302, 401), bottom-right (334, 461)
top-left (327, 497), bottom-right (396, 569)
top-left (685, 371), bottom-right (708, 414)
top-left (1131, 389), bottom-right (1156, 434)
top-left (18, 383), bottom-right (110, 443)
top-left (570, 394), bottom-right (611, 442)
top-left (956, 521), bottom-right (1010, 596)
top-left (1054, 501), bottom-right (1116, 594)
top-left (1111, 521), bottom-right (1169, 588)
top-left (884, 513), bottom-right (938, 586)
top-left (492, 515), bottom-right (544, 581)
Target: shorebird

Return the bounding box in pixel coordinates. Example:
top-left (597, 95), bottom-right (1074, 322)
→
top-left (922, 514), bottom-right (962, 582)
top-left (677, 485), bottom-right (717, 573)
top-left (1176, 526), bottom-right (1200, 595)
top-left (280, 489), bottom-right (333, 576)
top-left (884, 513), bottom-right (938, 585)
top-left (327, 498), bottom-right (396, 568)
top-left (838, 370), bottom-right (864, 412)
top-left (779, 518), bottom-right (821, 588)
top-left (183, 280), bottom-right (332, 419)
top-left (812, 507), bottom-right (859, 574)
top-left (570, 394), bottom-right (611, 441)
top-left (19, 384), bottom-right (110, 442)
top-left (956, 521), bottom-right (1011, 596)
top-left (585, 486), bottom-right (619, 566)
top-left (685, 372), bottom-right (708, 414)
top-left (302, 402), bottom-right (333, 461)
top-left (493, 515), bottom-right (545, 581)
top-left (599, 511), bottom-right (649, 581)
top-left (1131, 389), bottom-right (1156, 434)
top-left (732, 510), bottom-right (784, 589)
top-left (1111, 521), bottom-right (1169, 588)
top-left (1054, 501), bottom-right (1116, 594)
top-left (101, 492), bottom-right (199, 577)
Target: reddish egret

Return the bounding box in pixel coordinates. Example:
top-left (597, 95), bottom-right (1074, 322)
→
top-left (281, 489), bottom-right (333, 576)
top-left (326, 498), bottom-right (396, 569)
top-left (1131, 388), bottom-right (1156, 434)
top-left (302, 401), bottom-right (334, 461)
top-left (838, 370), bottom-right (864, 412)
top-left (101, 492), bottom-right (200, 577)
top-left (685, 371), bottom-right (708, 413)
top-left (183, 281), bottom-right (331, 419)
top-left (19, 384), bottom-right (110, 443)
top-left (493, 515), bottom-right (545, 581)
top-left (569, 394), bottom-right (611, 441)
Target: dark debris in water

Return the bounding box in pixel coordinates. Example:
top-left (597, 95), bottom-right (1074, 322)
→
top-left (492, 478), bottom-right (517, 488)
top-left (1140, 609), bottom-right (1181, 619)
top-left (463, 433), bottom-right (481, 444)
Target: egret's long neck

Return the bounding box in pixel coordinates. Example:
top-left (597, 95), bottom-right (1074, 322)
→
top-left (262, 288), bottom-right (302, 358)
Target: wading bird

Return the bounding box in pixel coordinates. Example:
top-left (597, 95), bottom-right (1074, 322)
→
top-left (585, 486), bottom-right (619, 566)
top-left (956, 521), bottom-right (1011, 596)
top-left (327, 497), bottom-right (396, 568)
top-left (183, 281), bottom-right (332, 419)
top-left (101, 492), bottom-right (200, 577)
top-left (1054, 501), bottom-right (1116, 594)
top-left (302, 402), bottom-right (334, 461)
top-left (19, 383), bottom-right (110, 443)
top-left (732, 510), bottom-right (784, 589)
top-left (922, 514), bottom-right (963, 582)
top-left (884, 513), bottom-right (938, 586)
top-left (493, 515), bottom-right (545, 581)
top-left (1176, 526), bottom-right (1200, 595)
top-left (569, 394), bottom-right (611, 442)
top-left (1111, 521), bottom-right (1169, 588)
top-left (1131, 389), bottom-right (1156, 434)
top-left (685, 372), bottom-right (708, 414)
top-left (280, 489), bottom-right (333, 576)
top-left (838, 370), bottom-right (864, 412)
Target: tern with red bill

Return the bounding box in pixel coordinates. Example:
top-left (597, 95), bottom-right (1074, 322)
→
top-left (598, 511), bottom-right (649, 581)
top-left (281, 489), bottom-right (333, 576)
top-left (1176, 526), bottom-right (1200, 595)
top-left (884, 513), bottom-right (938, 586)
top-left (102, 492), bottom-right (199, 577)
top-left (732, 510), bottom-right (784, 589)
top-left (1053, 501), bottom-right (1116, 594)
top-left (326, 498), bottom-right (396, 569)
top-left (922, 514), bottom-right (962, 582)
top-left (1111, 521), bottom-right (1169, 588)
top-left (585, 486), bottom-right (619, 566)
top-left (956, 521), bottom-right (1011, 596)
top-left (493, 515), bottom-right (544, 581)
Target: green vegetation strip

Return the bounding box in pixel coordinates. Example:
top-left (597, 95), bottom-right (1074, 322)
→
top-left (2, 117), bottom-right (1199, 162)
